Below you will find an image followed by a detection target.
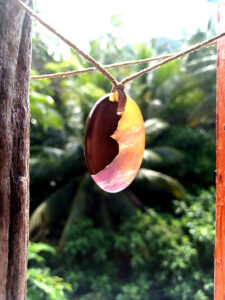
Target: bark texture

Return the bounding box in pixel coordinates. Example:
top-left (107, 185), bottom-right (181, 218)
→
top-left (0, 0), bottom-right (32, 299)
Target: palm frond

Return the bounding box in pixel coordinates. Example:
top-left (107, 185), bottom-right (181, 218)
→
top-left (188, 93), bottom-right (216, 127)
top-left (144, 99), bottom-right (164, 119)
top-left (30, 146), bottom-right (65, 158)
top-left (30, 180), bottom-right (79, 238)
top-left (133, 168), bottom-right (184, 199)
top-left (29, 202), bottom-right (48, 238)
top-left (30, 143), bottom-right (84, 186)
top-left (142, 150), bottom-right (162, 168)
top-left (58, 175), bottom-right (89, 252)
top-left (145, 118), bottom-right (169, 144)
top-left (142, 147), bottom-right (184, 169)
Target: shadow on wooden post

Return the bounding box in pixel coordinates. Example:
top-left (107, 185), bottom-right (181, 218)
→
top-left (0, 0), bottom-right (32, 299)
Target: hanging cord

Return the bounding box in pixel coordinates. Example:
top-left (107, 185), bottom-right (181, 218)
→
top-left (15, 0), bottom-right (222, 87)
top-left (112, 84), bottom-right (127, 114)
top-left (31, 40), bottom-right (216, 80)
top-left (14, 0), bottom-right (118, 87)
top-left (31, 53), bottom-right (177, 80)
top-left (121, 37), bottom-right (221, 84)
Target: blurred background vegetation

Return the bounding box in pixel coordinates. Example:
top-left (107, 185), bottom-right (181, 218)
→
top-left (27, 6), bottom-right (216, 299)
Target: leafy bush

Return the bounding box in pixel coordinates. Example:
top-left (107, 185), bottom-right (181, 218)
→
top-left (29, 29), bottom-right (216, 300)
top-left (27, 242), bottom-right (72, 300)
top-left (154, 126), bottom-right (215, 190)
top-left (55, 188), bottom-right (215, 300)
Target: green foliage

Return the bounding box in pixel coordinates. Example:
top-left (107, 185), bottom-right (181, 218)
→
top-left (29, 28), bottom-right (216, 300)
top-left (30, 91), bottom-right (63, 131)
top-left (28, 242), bottom-right (55, 263)
top-left (143, 147), bottom-right (184, 170)
top-left (27, 243), bottom-right (72, 300)
top-left (53, 188), bottom-right (215, 300)
top-left (133, 168), bottom-right (184, 199)
top-left (27, 268), bottom-right (72, 300)
top-left (155, 126), bottom-right (215, 191)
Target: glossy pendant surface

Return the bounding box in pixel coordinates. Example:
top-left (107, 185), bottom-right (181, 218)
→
top-left (84, 91), bottom-right (145, 193)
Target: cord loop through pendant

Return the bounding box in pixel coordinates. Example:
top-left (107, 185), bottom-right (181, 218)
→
top-left (112, 84), bottom-right (126, 114)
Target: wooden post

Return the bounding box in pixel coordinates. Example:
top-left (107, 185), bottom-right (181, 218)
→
top-left (215, 0), bottom-right (225, 299)
top-left (0, 0), bottom-right (32, 299)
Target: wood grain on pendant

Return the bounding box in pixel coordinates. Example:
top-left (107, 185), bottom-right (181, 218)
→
top-left (215, 0), bottom-right (225, 299)
top-left (84, 92), bottom-right (145, 193)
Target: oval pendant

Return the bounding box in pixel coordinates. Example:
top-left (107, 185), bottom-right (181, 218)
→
top-left (84, 90), bottom-right (145, 193)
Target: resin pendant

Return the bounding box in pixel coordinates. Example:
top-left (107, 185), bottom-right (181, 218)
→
top-left (84, 89), bottom-right (145, 193)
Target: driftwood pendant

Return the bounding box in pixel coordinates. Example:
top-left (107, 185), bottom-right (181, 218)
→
top-left (84, 90), bottom-right (145, 193)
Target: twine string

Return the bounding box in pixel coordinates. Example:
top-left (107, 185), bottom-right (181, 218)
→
top-left (30, 53), bottom-right (177, 80)
top-left (31, 41), bottom-right (216, 80)
top-left (121, 36), bottom-right (222, 84)
top-left (112, 84), bottom-right (126, 114)
top-left (15, 0), bottom-right (221, 87)
top-left (15, 0), bottom-right (118, 87)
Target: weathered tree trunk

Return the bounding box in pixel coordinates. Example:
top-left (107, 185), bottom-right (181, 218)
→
top-left (0, 0), bottom-right (32, 299)
top-left (215, 0), bottom-right (225, 299)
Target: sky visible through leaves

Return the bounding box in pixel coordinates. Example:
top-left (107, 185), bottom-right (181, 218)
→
top-left (34, 0), bottom-right (218, 59)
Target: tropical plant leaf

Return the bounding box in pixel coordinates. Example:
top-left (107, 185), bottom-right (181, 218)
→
top-left (133, 168), bottom-right (184, 199)
top-left (30, 146), bottom-right (65, 158)
top-left (30, 143), bottom-right (84, 186)
top-left (142, 150), bottom-right (162, 167)
top-left (28, 242), bottom-right (55, 262)
top-left (188, 93), bottom-right (216, 127)
top-left (58, 175), bottom-right (90, 252)
top-left (30, 91), bottom-right (63, 130)
top-left (30, 91), bottom-right (55, 107)
top-left (186, 54), bottom-right (216, 67)
top-left (142, 147), bottom-right (184, 170)
top-left (144, 98), bottom-right (164, 119)
top-left (27, 268), bottom-right (72, 300)
top-left (145, 118), bottom-right (169, 144)
top-left (30, 180), bottom-right (79, 237)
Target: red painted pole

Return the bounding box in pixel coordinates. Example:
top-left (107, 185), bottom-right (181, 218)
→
top-left (215, 0), bottom-right (225, 299)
